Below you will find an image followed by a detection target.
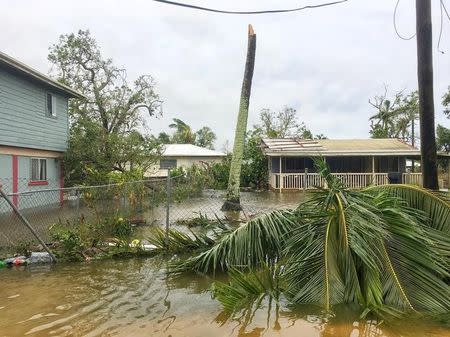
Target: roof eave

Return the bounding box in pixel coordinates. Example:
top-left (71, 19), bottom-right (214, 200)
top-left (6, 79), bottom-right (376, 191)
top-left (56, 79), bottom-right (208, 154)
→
top-left (263, 150), bottom-right (422, 157)
top-left (0, 51), bottom-right (85, 99)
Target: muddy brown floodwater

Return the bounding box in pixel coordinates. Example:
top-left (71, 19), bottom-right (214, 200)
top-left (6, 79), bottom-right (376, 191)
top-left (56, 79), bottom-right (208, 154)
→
top-left (1, 191), bottom-right (449, 336)
top-left (1, 257), bottom-right (449, 337)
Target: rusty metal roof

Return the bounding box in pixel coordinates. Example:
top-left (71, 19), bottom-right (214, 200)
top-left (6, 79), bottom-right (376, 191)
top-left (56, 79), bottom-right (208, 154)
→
top-left (261, 138), bottom-right (423, 156)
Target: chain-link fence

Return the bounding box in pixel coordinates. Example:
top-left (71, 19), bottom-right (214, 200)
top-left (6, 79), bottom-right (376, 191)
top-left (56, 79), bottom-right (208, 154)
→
top-left (0, 174), bottom-right (299, 251)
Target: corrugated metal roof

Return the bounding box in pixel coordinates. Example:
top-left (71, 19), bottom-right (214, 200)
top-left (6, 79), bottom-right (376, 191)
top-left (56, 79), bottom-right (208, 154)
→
top-left (162, 144), bottom-right (226, 157)
top-left (261, 138), bottom-right (422, 156)
top-left (0, 51), bottom-right (84, 99)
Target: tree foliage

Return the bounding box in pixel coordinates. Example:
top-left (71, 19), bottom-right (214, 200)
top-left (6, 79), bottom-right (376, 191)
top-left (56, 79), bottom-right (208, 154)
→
top-left (369, 87), bottom-right (419, 143)
top-left (48, 30), bottom-right (162, 185)
top-left (437, 124), bottom-right (450, 153)
top-left (169, 118), bottom-right (196, 144)
top-left (195, 126), bottom-right (217, 149)
top-left (254, 107), bottom-right (321, 139)
top-left (157, 118), bottom-right (217, 149)
top-left (443, 86), bottom-right (450, 119)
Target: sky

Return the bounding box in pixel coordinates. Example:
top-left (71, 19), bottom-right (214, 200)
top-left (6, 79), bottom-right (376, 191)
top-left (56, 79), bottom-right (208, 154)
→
top-left (1, 0), bottom-right (449, 150)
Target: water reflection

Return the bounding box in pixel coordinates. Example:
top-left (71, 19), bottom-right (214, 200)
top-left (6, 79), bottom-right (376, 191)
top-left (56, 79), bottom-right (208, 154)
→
top-left (0, 258), bottom-right (448, 337)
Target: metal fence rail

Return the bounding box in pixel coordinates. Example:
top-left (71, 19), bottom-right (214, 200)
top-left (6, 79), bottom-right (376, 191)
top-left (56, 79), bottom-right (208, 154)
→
top-left (0, 174), bottom-right (290, 250)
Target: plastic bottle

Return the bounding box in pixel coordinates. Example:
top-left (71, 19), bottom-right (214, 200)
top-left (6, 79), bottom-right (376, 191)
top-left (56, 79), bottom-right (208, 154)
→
top-left (0, 260), bottom-right (6, 269)
top-left (13, 258), bottom-right (26, 266)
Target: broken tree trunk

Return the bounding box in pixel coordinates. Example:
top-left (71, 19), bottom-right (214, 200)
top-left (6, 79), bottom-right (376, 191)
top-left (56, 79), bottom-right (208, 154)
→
top-left (222, 25), bottom-right (257, 211)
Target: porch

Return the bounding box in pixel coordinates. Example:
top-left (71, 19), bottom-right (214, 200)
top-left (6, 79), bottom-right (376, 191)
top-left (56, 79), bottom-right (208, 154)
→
top-left (266, 152), bottom-right (423, 190)
top-left (270, 171), bottom-right (422, 190)
top-left (262, 138), bottom-right (448, 191)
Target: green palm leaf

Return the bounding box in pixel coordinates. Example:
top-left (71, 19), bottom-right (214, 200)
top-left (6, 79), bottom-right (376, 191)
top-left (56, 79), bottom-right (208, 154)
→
top-left (170, 210), bottom-right (296, 274)
top-left (212, 264), bottom-right (282, 313)
top-left (365, 184), bottom-right (450, 233)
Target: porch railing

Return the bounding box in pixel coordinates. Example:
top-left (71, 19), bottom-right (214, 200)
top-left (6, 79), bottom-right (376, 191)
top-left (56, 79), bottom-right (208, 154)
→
top-left (272, 173), bottom-right (394, 190)
top-left (402, 173), bottom-right (422, 186)
top-left (272, 172), bottom-right (423, 190)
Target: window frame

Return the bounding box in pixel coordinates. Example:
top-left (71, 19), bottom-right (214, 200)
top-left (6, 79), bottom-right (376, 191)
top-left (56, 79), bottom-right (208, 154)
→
top-left (30, 158), bottom-right (48, 185)
top-left (46, 93), bottom-right (57, 118)
top-left (160, 159), bottom-right (177, 169)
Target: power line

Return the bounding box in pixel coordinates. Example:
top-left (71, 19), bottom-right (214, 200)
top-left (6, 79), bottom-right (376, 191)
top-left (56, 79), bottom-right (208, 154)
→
top-left (393, 0), bottom-right (416, 40)
top-left (442, 0), bottom-right (450, 21)
top-left (438, 0), bottom-right (450, 53)
top-left (151, 0), bottom-right (348, 15)
top-left (438, 0), bottom-right (445, 53)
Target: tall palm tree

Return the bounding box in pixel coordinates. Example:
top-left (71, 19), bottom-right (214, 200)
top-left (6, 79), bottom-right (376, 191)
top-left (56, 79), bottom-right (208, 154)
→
top-left (169, 118), bottom-right (195, 144)
top-left (222, 25), bottom-right (257, 211)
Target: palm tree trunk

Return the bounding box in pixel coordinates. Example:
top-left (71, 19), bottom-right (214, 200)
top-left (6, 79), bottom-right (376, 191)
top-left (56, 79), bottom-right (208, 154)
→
top-left (222, 25), bottom-right (257, 211)
top-left (415, 0), bottom-right (439, 189)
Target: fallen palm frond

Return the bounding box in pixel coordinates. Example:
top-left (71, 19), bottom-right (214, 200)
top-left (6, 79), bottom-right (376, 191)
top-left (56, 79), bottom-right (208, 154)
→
top-left (212, 264), bottom-right (282, 313)
top-left (284, 187), bottom-right (450, 314)
top-left (170, 209), bottom-right (296, 274)
top-left (147, 227), bottom-right (216, 254)
top-left (365, 184), bottom-right (450, 233)
top-left (169, 159), bottom-right (450, 317)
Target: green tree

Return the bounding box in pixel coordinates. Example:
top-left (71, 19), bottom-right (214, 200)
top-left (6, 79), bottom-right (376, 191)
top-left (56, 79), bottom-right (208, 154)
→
top-left (369, 88), bottom-right (402, 138)
top-left (169, 118), bottom-right (196, 144)
top-left (436, 124), bottom-right (450, 171)
top-left (436, 124), bottom-right (450, 153)
top-left (255, 107), bottom-right (308, 138)
top-left (48, 30), bottom-right (161, 185)
top-left (395, 91), bottom-right (419, 145)
top-left (443, 86), bottom-right (450, 119)
top-left (241, 130), bottom-right (268, 189)
top-left (156, 132), bottom-right (171, 144)
top-left (369, 88), bottom-right (419, 145)
top-left (195, 126), bottom-right (217, 149)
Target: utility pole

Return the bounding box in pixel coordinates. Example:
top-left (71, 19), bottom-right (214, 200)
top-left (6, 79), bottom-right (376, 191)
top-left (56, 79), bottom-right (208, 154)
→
top-left (415, 0), bottom-right (439, 189)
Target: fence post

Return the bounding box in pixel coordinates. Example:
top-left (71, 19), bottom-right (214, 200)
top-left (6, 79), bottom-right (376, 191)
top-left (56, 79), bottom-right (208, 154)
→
top-left (165, 169), bottom-right (171, 246)
top-left (75, 188), bottom-right (81, 219)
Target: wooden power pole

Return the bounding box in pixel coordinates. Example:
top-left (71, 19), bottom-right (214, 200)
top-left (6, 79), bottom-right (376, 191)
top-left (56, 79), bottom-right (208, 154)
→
top-left (415, 0), bottom-right (439, 189)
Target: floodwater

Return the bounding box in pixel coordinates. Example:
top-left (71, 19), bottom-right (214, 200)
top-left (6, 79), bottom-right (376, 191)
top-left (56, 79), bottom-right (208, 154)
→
top-left (1, 258), bottom-right (449, 337)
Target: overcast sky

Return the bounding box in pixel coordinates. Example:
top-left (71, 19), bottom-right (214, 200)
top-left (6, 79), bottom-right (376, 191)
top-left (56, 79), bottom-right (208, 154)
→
top-left (1, 0), bottom-right (449, 150)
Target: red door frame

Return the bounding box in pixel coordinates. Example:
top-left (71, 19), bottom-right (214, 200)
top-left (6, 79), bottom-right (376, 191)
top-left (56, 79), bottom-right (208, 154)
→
top-left (12, 155), bottom-right (18, 207)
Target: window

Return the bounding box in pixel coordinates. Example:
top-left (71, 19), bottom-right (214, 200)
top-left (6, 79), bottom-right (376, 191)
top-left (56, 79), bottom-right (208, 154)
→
top-left (46, 93), bottom-right (57, 117)
top-left (31, 158), bottom-right (47, 181)
top-left (160, 159), bottom-right (177, 169)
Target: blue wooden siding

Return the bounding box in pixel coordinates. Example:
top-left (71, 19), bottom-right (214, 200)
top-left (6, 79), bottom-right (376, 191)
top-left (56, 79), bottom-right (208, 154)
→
top-left (0, 154), bottom-right (12, 194)
top-left (0, 67), bottom-right (69, 152)
top-left (0, 154), bottom-right (61, 211)
top-left (17, 156), bottom-right (60, 209)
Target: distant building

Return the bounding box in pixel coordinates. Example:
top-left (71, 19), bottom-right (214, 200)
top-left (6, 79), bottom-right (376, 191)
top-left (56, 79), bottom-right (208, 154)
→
top-left (147, 144), bottom-right (226, 177)
top-left (0, 51), bottom-right (83, 208)
top-left (261, 138), bottom-right (449, 190)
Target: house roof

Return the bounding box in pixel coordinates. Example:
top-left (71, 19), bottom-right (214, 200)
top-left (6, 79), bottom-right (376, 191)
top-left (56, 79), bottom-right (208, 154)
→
top-left (162, 144), bottom-right (226, 157)
top-left (0, 51), bottom-right (84, 99)
top-left (261, 138), bottom-right (428, 157)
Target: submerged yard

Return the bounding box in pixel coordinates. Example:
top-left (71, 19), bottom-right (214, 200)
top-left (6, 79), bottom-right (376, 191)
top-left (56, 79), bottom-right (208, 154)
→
top-left (1, 257), bottom-right (449, 337)
top-left (1, 183), bottom-right (450, 336)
